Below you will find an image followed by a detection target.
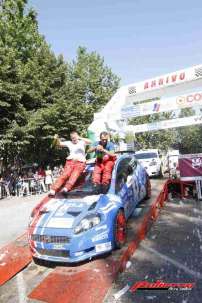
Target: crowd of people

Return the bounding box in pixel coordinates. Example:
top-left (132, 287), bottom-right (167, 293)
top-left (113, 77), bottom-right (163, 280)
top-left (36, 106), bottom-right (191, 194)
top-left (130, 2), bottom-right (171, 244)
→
top-left (0, 165), bottom-right (64, 199)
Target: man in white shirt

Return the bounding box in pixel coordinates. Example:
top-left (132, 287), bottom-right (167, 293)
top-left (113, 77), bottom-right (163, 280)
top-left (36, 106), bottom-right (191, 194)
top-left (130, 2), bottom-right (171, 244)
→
top-left (49, 131), bottom-right (91, 196)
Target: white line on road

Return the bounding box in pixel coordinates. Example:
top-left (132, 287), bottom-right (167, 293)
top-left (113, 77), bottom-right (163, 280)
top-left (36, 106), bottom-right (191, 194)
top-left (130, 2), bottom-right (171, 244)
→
top-left (16, 272), bottom-right (27, 303)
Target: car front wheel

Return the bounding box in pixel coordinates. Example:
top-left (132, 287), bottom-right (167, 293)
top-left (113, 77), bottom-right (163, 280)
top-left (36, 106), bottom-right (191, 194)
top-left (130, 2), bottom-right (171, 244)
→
top-left (114, 209), bottom-right (127, 248)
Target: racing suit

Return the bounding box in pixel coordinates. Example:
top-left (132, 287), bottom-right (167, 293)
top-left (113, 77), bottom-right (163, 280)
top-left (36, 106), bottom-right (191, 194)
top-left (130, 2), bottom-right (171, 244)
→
top-left (92, 141), bottom-right (116, 186)
top-left (51, 140), bottom-right (86, 192)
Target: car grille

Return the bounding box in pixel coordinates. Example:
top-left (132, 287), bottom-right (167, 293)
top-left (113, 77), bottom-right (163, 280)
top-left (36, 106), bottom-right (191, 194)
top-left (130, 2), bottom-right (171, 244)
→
top-left (36, 248), bottom-right (69, 258)
top-left (31, 234), bottom-right (70, 244)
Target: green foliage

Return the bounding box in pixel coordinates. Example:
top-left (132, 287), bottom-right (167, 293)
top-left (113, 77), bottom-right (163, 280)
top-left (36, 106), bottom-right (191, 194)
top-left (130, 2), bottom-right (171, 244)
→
top-left (129, 105), bottom-right (202, 154)
top-left (111, 133), bottom-right (121, 144)
top-left (130, 111), bottom-right (177, 151)
top-left (0, 1), bottom-right (120, 167)
top-left (67, 46), bottom-right (120, 112)
top-left (176, 125), bottom-right (202, 154)
top-left (124, 131), bottom-right (136, 143)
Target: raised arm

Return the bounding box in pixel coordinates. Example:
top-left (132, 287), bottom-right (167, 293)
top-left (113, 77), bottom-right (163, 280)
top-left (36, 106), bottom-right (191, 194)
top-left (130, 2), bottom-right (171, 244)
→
top-left (78, 136), bottom-right (92, 145)
top-left (88, 144), bottom-right (97, 153)
top-left (53, 134), bottom-right (68, 147)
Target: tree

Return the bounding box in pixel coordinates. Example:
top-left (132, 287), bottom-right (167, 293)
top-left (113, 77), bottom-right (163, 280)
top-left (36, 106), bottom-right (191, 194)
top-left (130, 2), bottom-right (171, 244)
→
top-left (22, 47), bottom-right (120, 165)
top-left (0, 0), bottom-right (69, 166)
top-left (129, 110), bottom-right (177, 152)
top-left (175, 108), bottom-right (202, 153)
top-left (0, 2), bottom-right (120, 167)
top-left (67, 46), bottom-right (120, 112)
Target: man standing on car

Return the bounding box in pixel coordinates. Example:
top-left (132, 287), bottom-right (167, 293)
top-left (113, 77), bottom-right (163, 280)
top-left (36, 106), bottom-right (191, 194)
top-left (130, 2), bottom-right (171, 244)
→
top-left (49, 131), bottom-right (91, 196)
top-left (88, 131), bottom-right (116, 193)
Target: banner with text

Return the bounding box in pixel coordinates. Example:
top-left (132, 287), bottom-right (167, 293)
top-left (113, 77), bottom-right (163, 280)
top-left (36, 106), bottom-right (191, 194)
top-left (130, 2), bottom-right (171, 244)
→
top-left (125, 115), bottom-right (202, 133)
top-left (121, 91), bottom-right (202, 119)
top-left (126, 64), bottom-right (202, 97)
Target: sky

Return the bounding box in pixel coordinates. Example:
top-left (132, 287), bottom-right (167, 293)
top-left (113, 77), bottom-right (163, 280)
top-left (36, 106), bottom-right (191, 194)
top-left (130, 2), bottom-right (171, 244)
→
top-left (29, 0), bottom-right (202, 85)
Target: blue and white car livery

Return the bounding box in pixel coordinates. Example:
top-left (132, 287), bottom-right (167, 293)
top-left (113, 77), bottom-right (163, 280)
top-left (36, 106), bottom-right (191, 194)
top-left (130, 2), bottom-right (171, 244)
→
top-left (28, 153), bottom-right (151, 263)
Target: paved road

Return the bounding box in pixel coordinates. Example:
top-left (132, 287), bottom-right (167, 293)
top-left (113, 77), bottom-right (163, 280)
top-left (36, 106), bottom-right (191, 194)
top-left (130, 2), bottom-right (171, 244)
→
top-left (0, 193), bottom-right (46, 248)
top-left (104, 197), bottom-right (202, 303)
top-left (0, 179), bottom-right (164, 303)
top-left (2, 180), bottom-right (201, 303)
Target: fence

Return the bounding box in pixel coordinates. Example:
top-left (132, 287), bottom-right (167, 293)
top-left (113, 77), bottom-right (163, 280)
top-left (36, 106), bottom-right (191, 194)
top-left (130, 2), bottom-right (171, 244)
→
top-left (0, 177), bottom-right (48, 199)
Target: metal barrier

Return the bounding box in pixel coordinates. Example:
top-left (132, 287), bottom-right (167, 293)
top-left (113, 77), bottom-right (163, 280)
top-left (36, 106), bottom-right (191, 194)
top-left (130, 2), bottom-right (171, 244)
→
top-left (0, 177), bottom-right (47, 199)
top-left (16, 177), bottom-right (47, 197)
top-left (0, 182), bottom-right (10, 199)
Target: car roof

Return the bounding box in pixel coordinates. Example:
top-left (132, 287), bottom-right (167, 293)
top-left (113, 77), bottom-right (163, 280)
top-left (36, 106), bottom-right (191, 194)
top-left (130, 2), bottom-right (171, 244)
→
top-left (135, 149), bottom-right (159, 153)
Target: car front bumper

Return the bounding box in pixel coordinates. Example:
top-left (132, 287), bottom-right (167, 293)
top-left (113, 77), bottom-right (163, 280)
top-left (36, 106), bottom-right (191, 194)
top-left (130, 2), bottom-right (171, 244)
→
top-left (145, 166), bottom-right (160, 177)
top-left (28, 225), bottom-right (113, 263)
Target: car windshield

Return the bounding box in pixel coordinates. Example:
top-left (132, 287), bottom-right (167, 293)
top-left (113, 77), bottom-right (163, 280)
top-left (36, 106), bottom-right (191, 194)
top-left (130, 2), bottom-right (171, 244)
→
top-left (69, 166), bottom-right (96, 196)
top-left (135, 152), bottom-right (158, 159)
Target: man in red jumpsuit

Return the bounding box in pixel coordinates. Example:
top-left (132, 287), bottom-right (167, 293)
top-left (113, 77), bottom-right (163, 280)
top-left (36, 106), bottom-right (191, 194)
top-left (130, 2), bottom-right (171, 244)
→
top-left (49, 131), bottom-right (91, 196)
top-left (88, 131), bottom-right (116, 193)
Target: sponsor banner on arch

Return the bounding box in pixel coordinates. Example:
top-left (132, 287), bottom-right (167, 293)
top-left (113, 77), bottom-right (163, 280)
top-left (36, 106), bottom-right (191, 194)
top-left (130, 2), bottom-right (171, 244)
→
top-left (121, 91), bottom-right (202, 119)
top-left (126, 64), bottom-right (202, 97)
top-left (125, 115), bottom-right (202, 133)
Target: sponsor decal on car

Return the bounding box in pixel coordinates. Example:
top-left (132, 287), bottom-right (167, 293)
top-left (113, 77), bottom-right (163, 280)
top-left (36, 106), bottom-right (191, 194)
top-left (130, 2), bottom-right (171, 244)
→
top-left (53, 244), bottom-right (66, 249)
top-left (95, 224), bottom-right (108, 231)
top-left (95, 241), bottom-right (112, 253)
top-left (92, 232), bottom-right (109, 242)
top-left (46, 217), bottom-right (74, 228)
top-left (82, 195), bottom-right (101, 203)
top-left (101, 203), bottom-right (116, 213)
top-left (63, 201), bottom-right (84, 208)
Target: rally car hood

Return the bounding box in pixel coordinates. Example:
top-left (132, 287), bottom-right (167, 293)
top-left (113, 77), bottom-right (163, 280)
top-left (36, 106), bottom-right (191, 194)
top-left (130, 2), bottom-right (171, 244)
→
top-left (32, 195), bottom-right (101, 229)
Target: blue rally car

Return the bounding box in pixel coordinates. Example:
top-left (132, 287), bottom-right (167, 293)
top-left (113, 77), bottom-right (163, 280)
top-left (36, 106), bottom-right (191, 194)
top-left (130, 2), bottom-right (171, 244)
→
top-left (28, 153), bottom-right (151, 263)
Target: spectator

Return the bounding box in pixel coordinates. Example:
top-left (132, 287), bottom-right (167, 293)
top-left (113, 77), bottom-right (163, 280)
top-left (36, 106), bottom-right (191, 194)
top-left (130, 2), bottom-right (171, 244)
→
top-left (37, 167), bottom-right (46, 192)
top-left (52, 166), bottom-right (60, 182)
top-left (15, 175), bottom-right (23, 196)
top-left (27, 168), bottom-right (33, 178)
top-left (19, 174), bottom-right (30, 196)
top-left (45, 166), bottom-right (53, 191)
top-left (3, 175), bottom-right (11, 197)
top-left (0, 176), bottom-right (4, 199)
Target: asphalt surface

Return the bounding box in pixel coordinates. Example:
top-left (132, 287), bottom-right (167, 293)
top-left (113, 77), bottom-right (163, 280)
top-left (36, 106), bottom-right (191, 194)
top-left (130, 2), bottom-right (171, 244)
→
top-left (1, 182), bottom-right (202, 303)
top-left (104, 197), bottom-right (202, 303)
top-left (0, 193), bottom-right (46, 247)
top-left (0, 179), bottom-right (164, 303)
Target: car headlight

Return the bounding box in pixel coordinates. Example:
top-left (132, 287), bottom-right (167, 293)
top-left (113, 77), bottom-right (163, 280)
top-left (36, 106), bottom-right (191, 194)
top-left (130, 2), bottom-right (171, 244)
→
top-left (74, 214), bottom-right (101, 234)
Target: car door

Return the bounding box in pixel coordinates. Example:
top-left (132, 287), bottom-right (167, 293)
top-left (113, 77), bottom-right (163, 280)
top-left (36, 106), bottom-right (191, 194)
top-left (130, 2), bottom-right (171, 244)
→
top-left (133, 161), bottom-right (148, 203)
top-left (115, 156), bottom-right (136, 218)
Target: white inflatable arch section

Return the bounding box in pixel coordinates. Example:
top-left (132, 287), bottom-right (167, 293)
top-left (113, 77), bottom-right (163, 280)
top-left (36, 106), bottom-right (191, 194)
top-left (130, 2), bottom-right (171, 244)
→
top-left (88, 64), bottom-right (202, 139)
